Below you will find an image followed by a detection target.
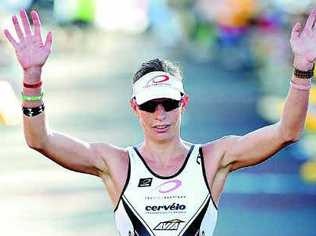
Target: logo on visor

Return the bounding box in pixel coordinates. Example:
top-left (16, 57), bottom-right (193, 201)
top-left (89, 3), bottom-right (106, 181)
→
top-left (152, 75), bottom-right (169, 83)
top-left (145, 75), bottom-right (170, 88)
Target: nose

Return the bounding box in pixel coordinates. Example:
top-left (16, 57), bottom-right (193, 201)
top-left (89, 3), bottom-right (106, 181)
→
top-left (154, 104), bottom-right (167, 120)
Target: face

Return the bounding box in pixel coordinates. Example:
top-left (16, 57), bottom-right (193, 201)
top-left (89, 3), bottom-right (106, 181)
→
top-left (130, 96), bottom-right (189, 143)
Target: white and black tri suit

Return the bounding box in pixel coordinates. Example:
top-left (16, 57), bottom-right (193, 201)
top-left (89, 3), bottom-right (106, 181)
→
top-left (114, 144), bottom-right (218, 236)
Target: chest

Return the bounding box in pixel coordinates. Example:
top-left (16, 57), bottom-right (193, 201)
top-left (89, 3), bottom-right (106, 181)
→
top-left (114, 145), bottom-right (219, 236)
top-left (144, 157), bottom-right (186, 176)
top-left (123, 148), bottom-right (209, 219)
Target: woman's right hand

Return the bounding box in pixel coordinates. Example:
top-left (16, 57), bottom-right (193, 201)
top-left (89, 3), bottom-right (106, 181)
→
top-left (3, 9), bottom-right (52, 73)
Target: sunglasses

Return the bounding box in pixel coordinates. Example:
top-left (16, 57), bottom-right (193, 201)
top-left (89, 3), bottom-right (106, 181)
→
top-left (138, 99), bottom-right (182, 113)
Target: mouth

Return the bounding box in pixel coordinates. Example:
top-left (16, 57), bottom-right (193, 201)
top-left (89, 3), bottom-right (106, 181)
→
top-left (152, 124), bottom-right (171, 133)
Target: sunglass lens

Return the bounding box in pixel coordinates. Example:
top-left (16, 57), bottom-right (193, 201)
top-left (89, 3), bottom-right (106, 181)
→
top-left (162, 100), bottom-right (180, 112)
top-left (138, 99), bottom-right (181, 113)
top-left (138, 101), bottom-right (156, 112)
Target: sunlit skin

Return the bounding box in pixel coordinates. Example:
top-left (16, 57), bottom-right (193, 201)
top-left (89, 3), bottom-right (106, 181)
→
top-left (130, 96), bottom-right (190, 166)
top-left (130, 96), bottom-right (189, 143)
top-left (4, 10), bottom-right (52, 75)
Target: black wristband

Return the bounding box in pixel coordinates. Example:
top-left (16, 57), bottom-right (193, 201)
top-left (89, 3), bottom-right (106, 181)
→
top-left (22, 104), bottom-right (45, 117)
top-left (294, 64), bottom-right (314, 79)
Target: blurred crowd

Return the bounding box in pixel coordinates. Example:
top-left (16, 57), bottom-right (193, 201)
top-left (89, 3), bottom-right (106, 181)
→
top-left (0, 0), bottom-right (315, 182)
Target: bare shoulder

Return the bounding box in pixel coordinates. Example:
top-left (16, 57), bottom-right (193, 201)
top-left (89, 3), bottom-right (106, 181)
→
top-left (94, 143), bottom-right (128, 158)
top-left (93, 143), bottom-right (129, 176)
top-left (201, 135), bottom-right (236, 167)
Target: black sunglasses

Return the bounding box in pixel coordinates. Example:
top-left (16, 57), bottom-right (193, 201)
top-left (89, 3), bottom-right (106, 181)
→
top-left (138, 99), bottom-right (182, 113)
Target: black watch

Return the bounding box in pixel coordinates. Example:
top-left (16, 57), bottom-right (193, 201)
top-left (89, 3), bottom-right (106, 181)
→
top-left (294, 64), bottom-right (314, 79)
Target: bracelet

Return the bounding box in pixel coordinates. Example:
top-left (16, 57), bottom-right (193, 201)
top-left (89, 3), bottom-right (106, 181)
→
top-left (290, 79), bottom-right (312, 91)
top-left (294, 64), bottom-right (314, 79)
top-left (21, 91), bottom-right (44, 101)
top-left (23, 80), bottom-right (42, 89)
top-left (22, 104), bottom-right (45, 117)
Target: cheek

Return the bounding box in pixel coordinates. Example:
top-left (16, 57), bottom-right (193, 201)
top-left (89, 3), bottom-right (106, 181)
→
top-left (170, 111), bottom-right (181, 124)
top-left (138, 112), bottom-right (152, 127)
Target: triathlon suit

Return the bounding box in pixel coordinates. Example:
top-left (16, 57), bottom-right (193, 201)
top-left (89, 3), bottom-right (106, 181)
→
top-left (114, 144), bottom-right (218, 236)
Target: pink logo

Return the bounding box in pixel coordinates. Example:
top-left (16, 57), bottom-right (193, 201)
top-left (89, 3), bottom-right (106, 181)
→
top-left (156, 179), bottom-right (182, 193)
top-left (145, 75), bottom-right (170, 88)
top-left (152, 75), bottom-right (169, 83)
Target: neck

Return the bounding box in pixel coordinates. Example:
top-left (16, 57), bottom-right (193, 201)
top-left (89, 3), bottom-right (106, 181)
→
top-left (139, 137), bottom-right (189, 165)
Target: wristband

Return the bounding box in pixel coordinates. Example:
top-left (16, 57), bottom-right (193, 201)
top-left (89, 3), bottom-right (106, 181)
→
top-left (23, 80), bottom-right (42, 89)
top-left (22, 104), bottom-right (45, 117)
top-left (290, 79), bottom-right (312, 91)
top-left (21, 91), bottom-right (44, 101)
top-left (294, 64), bottom-right (314, 79)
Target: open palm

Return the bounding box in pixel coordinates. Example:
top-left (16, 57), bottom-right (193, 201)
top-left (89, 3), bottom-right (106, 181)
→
top-left (290, 9), bottom-right (316, 65)
top-left (4, 10), bottom-right (52, 70)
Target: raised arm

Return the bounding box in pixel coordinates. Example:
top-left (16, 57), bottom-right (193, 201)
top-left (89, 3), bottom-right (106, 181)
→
top-left (3, 10), bottom-right (119, 177)
top-left (217, 9), bottom-right (316, 172)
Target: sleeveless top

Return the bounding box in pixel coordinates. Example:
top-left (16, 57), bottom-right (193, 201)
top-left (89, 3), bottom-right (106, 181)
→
top-left (114, 144), bottom-right (218, 236)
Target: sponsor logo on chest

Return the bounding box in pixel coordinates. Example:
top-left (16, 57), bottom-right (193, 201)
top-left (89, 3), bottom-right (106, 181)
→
top-left (138, 178), bottom-right (153, 187)
top-left (154, 219), bottom-right (184, 231)
top-left (145, 203), bottom-right (186, 212)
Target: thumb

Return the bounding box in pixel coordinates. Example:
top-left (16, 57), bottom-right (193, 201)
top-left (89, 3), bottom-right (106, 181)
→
top-left (44, 32), bottom-right (53, 52)
top-left (291, 22), bottom-right (302, 40)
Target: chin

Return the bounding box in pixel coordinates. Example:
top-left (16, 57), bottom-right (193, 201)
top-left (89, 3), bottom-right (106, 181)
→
top-left (151, 132), bottom-right (176, 143)
top-left (143, 125), bottom-right (179, 142)
top-left (153, 137), bottom-right (172, 144)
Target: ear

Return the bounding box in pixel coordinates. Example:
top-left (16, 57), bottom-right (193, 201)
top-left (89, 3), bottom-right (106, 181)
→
top-left (129, 97), bottom-right (138, 114)
top-left (180, 95), bottom-right (189, 112)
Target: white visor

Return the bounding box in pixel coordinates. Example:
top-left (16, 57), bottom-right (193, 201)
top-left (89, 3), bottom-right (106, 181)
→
top-left (132, 71), bottom-right (184, 105)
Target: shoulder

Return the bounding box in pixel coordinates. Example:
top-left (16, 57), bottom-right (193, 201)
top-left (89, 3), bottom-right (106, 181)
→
top-left (93, 142), bottom-right (129, 158)
top-left (92, 142), bottom-right (130, 176)
top-left (201, 135), bottom-right (239, 154)
top-left (200, 135), bottom-right (238, 166)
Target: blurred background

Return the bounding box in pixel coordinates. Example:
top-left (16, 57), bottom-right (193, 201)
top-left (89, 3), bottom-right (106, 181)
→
top-left (0, 0), bottom-right (316, 235)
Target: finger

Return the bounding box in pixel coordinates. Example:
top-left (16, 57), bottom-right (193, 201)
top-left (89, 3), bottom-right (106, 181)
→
top-left (304, 9), bottom-right (316, 31)
top-left (44, 32), bottom-right (52, 51)
top-left (291, 22), bottom-right (302, 40)
top-left (31, 10), bottom-right (42, 41)
top-left (12, 15), bottom-right (24, 40)
top-left (19, 9), bottom-right (32, 36)
top-left (3, 29), bottom-right (18, 48)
